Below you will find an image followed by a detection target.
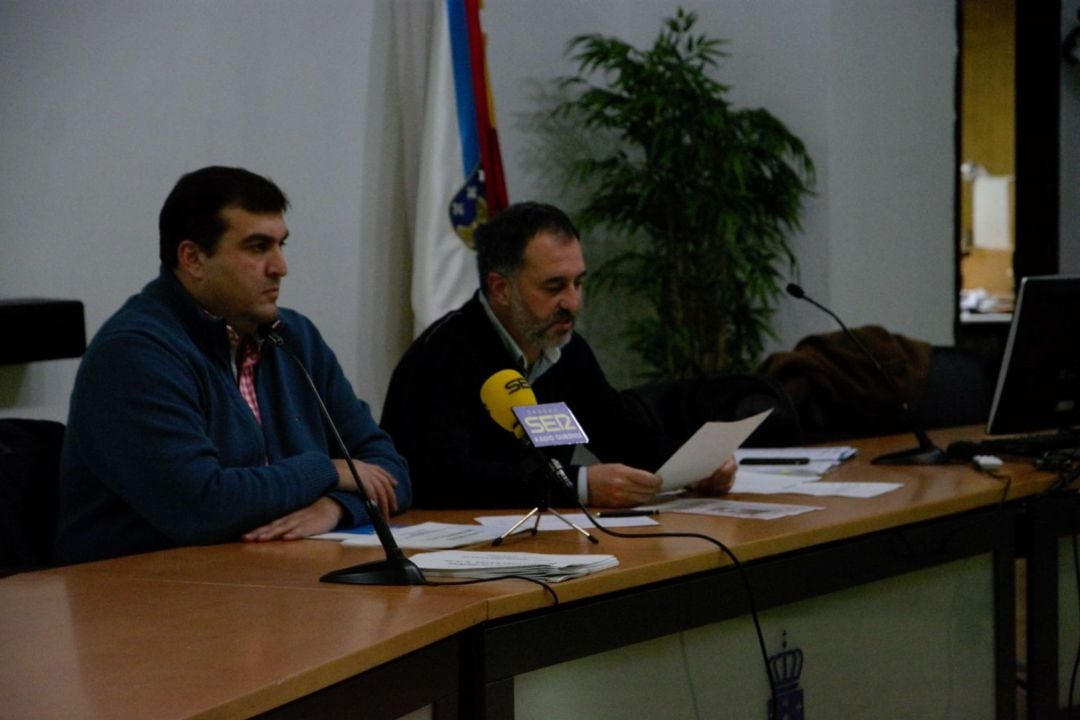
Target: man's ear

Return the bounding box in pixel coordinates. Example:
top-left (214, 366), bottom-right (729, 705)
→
top-left (176, 240), bottom-right (205, 280)
top-left (486, 271), bottom-right (510, 307)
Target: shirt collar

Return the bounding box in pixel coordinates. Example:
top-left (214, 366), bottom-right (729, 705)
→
top-left (477, 291), bottom-right (562, 382)
top-left (198, 308), bottom-right (263, 373)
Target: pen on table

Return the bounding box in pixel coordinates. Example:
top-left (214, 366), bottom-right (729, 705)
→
top-left (739, 457), bottom-right (811, 465)
top-left (594, 509), bottom-right (660, 518)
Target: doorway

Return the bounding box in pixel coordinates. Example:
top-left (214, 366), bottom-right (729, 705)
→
top-left (955, 0), bottom-right (1061, 366)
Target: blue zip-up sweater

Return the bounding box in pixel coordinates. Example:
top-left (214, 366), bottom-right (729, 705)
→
top-left (54, 268), bottom-right (409, 564)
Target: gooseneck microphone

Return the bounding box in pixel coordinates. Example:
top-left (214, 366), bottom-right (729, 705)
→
top-left (265, 328), bottom-right (426, 585)
top-left (785, 283), bottom-right (949, 465)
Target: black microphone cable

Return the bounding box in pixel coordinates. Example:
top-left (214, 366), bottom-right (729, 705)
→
top-left (1056, 456), bottom-right (1080, 719)
top-left (266, 346), bottom-right (569, 601)
top-left (969, 461), bottom-right (1014, 509)
top-left (1067, 518), bottom-right (1075, 720)
top-left (478, 368), bottom-right (772, 713)
top-left (576, 501), bottom-right (780, 720)
top-left (1017, 453), bottom-right (1080, 710)
top-left (264, 328), bottom-right (425, 585)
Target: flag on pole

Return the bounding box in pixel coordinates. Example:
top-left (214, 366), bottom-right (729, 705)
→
top-left (411, 0), bottom-right (508, 335)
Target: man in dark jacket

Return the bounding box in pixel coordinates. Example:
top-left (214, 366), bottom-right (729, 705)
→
top-left (382, 202), bottom-right (733, 510)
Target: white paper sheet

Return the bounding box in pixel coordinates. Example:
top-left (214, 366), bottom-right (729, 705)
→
top-left (656, 410), bottom-right (772, 490)
top-left (735, 446), bottom-right (857, 464)
top-left (731, 469), bottom-right (817, 494)
top-left (731, 473), bottom-right (901, 498)
top-left (973, 174), bottom-right (1013, 250)
top-left (411, 550), bottom-right (619, 582)
top-left (643, 497), bottom-right (823, 520)
top-left (476, 512), bottom-right (658, 533)
top-left (779, 481), bottom-right (902, 498)
top-left (317, 521), bottom-right (502, 549)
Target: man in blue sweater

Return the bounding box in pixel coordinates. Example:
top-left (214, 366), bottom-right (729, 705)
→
top-left (54, 166), bottom-right (409, 564)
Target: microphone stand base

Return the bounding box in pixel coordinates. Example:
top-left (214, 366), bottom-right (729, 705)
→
top-left (491, 506), bottom-right (598, 546)
top-left (871, 444), bottom-right (951, 466)
top-left (320, 557), bottom-right (427, 586)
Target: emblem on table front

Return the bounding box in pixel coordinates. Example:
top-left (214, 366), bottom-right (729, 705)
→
top-left (767, 632), bottom-right (804, 720)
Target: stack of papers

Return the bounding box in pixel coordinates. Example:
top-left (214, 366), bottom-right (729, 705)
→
top-left (312, 516), bottom-right (658, 549)
top-left (476, 513), bottom-right (657, 533)
top-left (410, 550), bottom-right (619, 582)
top-left (311, 521), bottom-right (502, 549)
top-left (645, 497), bottom-right (823, 520)
top-left (732, 447), bottom-right (902, 498)
top-left (735, 446), bottom-right (856, 474)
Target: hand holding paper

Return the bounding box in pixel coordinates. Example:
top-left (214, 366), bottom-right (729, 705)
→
top-left (656, 410), bottom-right (772, 491)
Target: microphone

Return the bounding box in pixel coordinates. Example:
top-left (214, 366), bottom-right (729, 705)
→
top-left (480, 369), bottom-right (597, 544)
top-left (265, 327), bottom-right (426, 585)
top-left (480, 369), bottom-right (580, 492)
top-left (480, 368), bottom-right (538, 440)
top-left (785, 283), bottom-right (949, 465)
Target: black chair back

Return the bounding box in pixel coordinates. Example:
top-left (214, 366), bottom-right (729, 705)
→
top-left (0, 418), bottom-right (65, 576)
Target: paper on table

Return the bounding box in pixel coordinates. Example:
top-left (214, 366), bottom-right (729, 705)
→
top-left (656, 409), bottom-right (772, 490)
top-left (781, 481), bottom-right (901, 498)
top-left (644, 497), bottom-right (823, 520)
top-left (731, 472), bottom-right (902, 498)
top-left (476, 513), bottom-right (658, 533)
top-left (310, 523), bottom-right (392, 541)
top-left (325, 521), bottom-right (502, 549)
top-left (737, 461), bottom-right (834, 476)
top-left (735, 447), bottom-right (857, 464)
top-left (731, 469), bottom-right (814, 494)
top-left (411, 550), bottom-right (619, 582)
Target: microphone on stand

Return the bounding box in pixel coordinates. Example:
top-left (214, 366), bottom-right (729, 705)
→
top-left (785, 283), bottom-right (949, 466)
top-left (265, 327), bottom-right (426, 585)
top-left (480, 369), bottom-right (597, 544)
top-left (479, 369), bottom-right (576, 493)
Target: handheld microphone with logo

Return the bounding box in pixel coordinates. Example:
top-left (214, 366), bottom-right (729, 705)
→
top-left (785, 283), bottom-right (949, 465)
top-left (480, 368), bottom-right (538, 439)
top-left (265, 328), bottom-right (425, 585)
top-left (481, 369), bottom-right (592, 491)
top-left (480, 369), bottom-right (597, 544)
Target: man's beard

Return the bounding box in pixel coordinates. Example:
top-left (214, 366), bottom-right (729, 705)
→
top-left (508, 288), bottom-right (577, 353)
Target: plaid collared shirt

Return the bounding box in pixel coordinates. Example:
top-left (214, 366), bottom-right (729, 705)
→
top-left (226, 326), bottom-right (262, 424)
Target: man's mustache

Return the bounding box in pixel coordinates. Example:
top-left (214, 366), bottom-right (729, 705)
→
top-left (549, 309), bottom-right (576, 326)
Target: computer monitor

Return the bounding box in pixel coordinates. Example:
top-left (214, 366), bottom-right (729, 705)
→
top-left (986, 274), bottom-right (1080, 435)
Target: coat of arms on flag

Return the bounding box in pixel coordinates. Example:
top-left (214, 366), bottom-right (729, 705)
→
top-left (446, 0), bottom-right (507, 250)
top-left (405, 0), bottom-right (508, 333)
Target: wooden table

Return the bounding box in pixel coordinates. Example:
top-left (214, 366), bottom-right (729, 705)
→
top-left (0, 427), bottom-right (1054, 720)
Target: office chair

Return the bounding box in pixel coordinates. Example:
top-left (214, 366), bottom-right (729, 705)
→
top-left (620, 373), bottom-right (804, 449)
top-left (914, 346), bottom-right (994, 430)
top-left (0, 418), bottom-right (65, 577)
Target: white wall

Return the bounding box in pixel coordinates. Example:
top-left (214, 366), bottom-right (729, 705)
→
top-left (0, 0), bottom-right (957, 422)
top-left (0, 0), bottom-right (413, 421)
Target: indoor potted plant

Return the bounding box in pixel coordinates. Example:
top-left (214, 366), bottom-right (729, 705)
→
top-left (554, 8), bottom-right (815, 378)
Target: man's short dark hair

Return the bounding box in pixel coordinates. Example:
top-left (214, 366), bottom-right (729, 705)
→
top-left (474, 202), bottom-right (580, 294)
top-left (158, 166), bottom-right (290, 268)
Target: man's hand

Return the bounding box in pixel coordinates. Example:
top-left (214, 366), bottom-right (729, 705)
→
top-left (688, 456), bottom-right (737, 496)
top-left (242, 496), bottom-right (343, 542)
top-left (333, 459), bottom-right (399, 521)
top-left (586, 463), bottom-right (662, 508)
